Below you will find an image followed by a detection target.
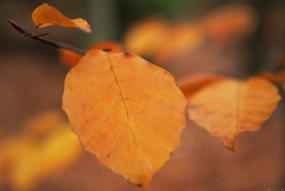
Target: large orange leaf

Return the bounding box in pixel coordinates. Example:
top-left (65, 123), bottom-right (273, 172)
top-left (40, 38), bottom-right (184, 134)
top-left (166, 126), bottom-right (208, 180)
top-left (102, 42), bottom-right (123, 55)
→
top-left (62, 50), bottom-right (186, 186)
top-left (32, 3), bottom-right (91, 33)
top-left (188, 77), bottom-right (280, 151)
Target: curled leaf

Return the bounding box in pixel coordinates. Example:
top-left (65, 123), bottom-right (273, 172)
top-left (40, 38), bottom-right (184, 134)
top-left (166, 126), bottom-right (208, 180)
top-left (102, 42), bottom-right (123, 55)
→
top-left (62, 50), bottom-right (186, 186)
top-left (188, 77), bottom-right (280, 151)
top-left (32, 3), bottom-right (91, 33)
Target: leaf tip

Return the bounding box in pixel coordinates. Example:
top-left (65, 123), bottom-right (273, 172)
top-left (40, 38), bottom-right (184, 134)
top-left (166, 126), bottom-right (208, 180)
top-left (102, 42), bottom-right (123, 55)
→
top-left (224, 140), bottom-right (236, 153)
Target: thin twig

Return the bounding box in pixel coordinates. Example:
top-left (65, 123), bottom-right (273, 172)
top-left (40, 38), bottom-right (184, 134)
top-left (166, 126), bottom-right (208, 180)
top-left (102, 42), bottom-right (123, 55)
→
top-left (7, 19), bottom-right (85, 54)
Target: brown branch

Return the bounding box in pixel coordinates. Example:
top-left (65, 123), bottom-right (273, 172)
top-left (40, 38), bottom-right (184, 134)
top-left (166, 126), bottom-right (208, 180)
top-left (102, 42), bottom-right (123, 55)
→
top-left (7, 19), bottom-right (85, 55)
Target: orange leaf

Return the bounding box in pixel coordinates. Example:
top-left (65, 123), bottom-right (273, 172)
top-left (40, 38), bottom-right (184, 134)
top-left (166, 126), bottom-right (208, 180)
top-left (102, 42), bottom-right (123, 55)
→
top-left (178, 73), bottom-right (224, 98)
top-left (201, 5), bottom-right (256, 42)
top-left (124, 18), bottom-right (169, 56)
top-left (59, 42), bottom-right (122, 66)
top-left (261, 72), bottom-right (285, 83)
top-left (62, 50), bottom-right (186, 186)
top-left (156, 24), bottom-right (204, 61)
top-left (188, 77), bottom-right (280, 151)
top-left (60, 49), bottom-right (82, 66)
top-left (32, 3), bottom-right (91, 33)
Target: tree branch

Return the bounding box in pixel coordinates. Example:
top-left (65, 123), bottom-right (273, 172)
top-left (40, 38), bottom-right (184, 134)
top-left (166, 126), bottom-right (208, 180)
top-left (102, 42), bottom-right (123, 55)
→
top-left (7, 19), bottom-right (85, 55)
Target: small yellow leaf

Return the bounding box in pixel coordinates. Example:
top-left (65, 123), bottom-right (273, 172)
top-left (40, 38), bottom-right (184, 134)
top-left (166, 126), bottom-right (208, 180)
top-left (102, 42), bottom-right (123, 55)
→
top-left (0, 110), bottom-right (81, 190)
top-left (10, 126), bottom-right (81, 191)
top-left (0, 137), bottom-right (34, 182)
top-left (62, 50), bottom-right (186, 186)
top-left (24, 110), bottom-right (65, 137)
top-left (32, 3), bottom-right (91, 33)
top-left (188, 77), bottom-right (280, 151)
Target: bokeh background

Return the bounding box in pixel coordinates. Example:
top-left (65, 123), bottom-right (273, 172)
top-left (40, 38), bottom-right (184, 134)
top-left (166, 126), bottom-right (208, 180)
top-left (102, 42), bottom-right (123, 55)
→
top-left (1, 0), bottom-right (285, 190)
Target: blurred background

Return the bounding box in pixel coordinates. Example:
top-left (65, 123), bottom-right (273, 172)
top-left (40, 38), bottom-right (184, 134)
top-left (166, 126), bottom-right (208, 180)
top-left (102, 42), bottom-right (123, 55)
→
top-left (0, 0), bottom-right (285, 190)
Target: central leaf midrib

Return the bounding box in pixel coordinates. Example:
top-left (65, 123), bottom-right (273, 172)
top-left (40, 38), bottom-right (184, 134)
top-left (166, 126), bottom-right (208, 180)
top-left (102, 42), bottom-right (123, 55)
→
top-left (104, 53), bottom-right (137, 143)
top-left (233, 82), bottom-right (244, 137)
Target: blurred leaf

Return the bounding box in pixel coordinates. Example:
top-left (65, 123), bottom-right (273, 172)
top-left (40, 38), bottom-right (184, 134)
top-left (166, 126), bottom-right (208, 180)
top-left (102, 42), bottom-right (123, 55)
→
top-left (24, 110), bottom-right (65, 138)
top-left (0, 110), bottom-right (81, 190)
top-left (10, 126), bottom-right (81, 191)
top-left (200, 5), bottom-right (257, 43)
top-left (124, 5), bottom-right (257, 62)
top-left (125, 18), bottom-right (169, 57)
top-left (188, 77), bottom-right (280, 151)
top-left (60, 49), bottom-right (82, 67)
top-left (261, 72), bottom-right (285, 83)
top-left (178, 73), bottom-right (225, 99)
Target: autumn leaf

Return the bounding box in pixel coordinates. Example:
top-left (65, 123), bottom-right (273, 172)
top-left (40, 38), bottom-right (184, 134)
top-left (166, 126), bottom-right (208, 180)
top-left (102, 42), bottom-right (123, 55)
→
top-left (200, 5), bottom-right (256, 42)
top-left (10, 126), bottom-right (81, 191)
top-left (0, 137), bottom-right (34, 182)
top-left (32, 3), bottom-right (91, 33)
top-left (24, 110), bottom-right (66, 137)
top-left (188, 77), bottom-right (280, 151)
top-left (60, 49), bottom-right (82, 67)
top-left (124, 6), bottom-right (256, 61)
top-left (0, 110), bottom-right (81, 190)
top-left (62, 50), bottom-right (186, 186)
top-left (125, 18), bottom-right (169, 56)
top-left (261, 72), bottom-right (285, 83)
top-left (178, 73), bottom-right (224, 98)
top-left (156, 24), bottom-right (204, 61)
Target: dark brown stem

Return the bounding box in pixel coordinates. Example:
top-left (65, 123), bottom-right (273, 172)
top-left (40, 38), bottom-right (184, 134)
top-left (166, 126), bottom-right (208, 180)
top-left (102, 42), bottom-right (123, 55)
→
top-left (7, 19), bottom-right (85, 55)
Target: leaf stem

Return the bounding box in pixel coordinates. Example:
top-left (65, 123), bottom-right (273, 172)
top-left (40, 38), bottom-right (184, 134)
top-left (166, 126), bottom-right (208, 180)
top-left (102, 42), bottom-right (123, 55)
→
top-left (7, 19), bottom-right (86, 55)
